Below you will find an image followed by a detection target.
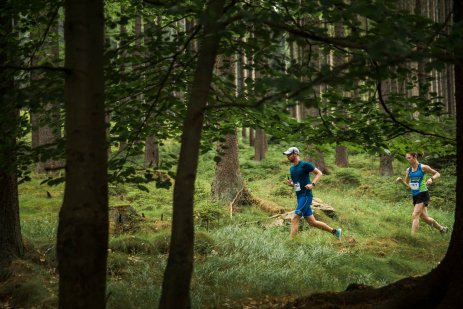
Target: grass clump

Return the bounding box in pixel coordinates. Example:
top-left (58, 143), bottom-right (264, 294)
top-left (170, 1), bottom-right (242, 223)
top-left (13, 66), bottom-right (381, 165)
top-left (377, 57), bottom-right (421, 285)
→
top-left (109, 236), bottom-right (156, 255)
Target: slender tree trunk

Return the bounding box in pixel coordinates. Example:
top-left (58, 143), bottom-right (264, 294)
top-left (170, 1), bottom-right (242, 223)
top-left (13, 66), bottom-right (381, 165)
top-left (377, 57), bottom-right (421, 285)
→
top-left (144, 135), bottom-right (159, 168)
top-left (0, 0), bottom-right (24, 268)
top-left (159, 0), bottom-right (225, 307)
top-left (249, 128), bottom-right (255, 146)
top-left (254, 128), bottom-right (267, 161)
top-left (30, 11), bottom-right (62, 173)
top-left (57, 1), bottom-right (108, 308)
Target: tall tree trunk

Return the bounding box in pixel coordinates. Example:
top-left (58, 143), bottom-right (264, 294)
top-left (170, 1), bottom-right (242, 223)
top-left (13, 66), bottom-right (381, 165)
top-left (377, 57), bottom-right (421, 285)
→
top-left (237, 44), bottom-right (247, 141)
top-left (212, 54), bottom-right (244, 202)
top-left (335, 144), bottom-right (348, 167)
top-left (57, 0), bottom-right (108, 308)
top-left (143, 15), bottom-right (160, 168)
top-left (332, 22), bottom-right (349, 168)
top-left (30, 11), bottom-right (62, 173)
top-left (0, 1), bottom-right (24, 266)
top-left (144, 135), bottom-right (159, 168)
top-left (249, 127), bottom-right (255, 146)
top-left (159, 0), bottom-right (225, 307)
top-left (254, 128), bottom-right (267, 161)
top-left (212, 129), bottom-right (244, 202)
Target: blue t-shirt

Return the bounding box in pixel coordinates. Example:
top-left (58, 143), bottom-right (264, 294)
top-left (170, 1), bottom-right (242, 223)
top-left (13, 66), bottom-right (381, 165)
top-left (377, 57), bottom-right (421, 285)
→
top-left (290, 161), bottom-right (316, 197)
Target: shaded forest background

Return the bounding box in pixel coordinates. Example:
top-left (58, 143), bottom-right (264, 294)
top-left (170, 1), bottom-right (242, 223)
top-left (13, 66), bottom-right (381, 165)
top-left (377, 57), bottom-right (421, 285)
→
top-left (1, 0), bottom-right (462, 308)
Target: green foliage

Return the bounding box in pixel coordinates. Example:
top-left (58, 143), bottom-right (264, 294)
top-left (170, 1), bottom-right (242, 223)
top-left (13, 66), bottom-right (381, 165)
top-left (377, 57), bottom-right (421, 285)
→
top-left (324, 168), bottom-right (362, 188)
top-left (194, 231), bottom-right (215, 256)
top-left (109, 236), bottom-right (156, 255)
top-left (151, 230), bottom-right (171, 254)
top-left (17, 143), bottom-right (454, 307)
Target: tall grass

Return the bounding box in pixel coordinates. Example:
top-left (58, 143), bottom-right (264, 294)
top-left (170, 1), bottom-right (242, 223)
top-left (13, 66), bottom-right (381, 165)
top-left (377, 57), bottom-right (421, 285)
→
top-left (14, 140), bottom-right (453, 308)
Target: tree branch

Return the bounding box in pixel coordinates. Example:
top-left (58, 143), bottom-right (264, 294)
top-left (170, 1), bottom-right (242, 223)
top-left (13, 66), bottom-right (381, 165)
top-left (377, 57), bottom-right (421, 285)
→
top-left (376, 81), bottom-right (455, 142)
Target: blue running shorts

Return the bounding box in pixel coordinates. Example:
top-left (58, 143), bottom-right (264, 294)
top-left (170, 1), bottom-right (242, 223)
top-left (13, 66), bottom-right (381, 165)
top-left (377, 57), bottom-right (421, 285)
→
top-left (295, 194), bottom-right (313, 217)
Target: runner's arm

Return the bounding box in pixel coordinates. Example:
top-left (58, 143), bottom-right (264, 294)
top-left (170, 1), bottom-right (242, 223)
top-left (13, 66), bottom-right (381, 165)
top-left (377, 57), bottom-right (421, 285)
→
top-left (422, 164), bottom-right (440, 185)
top-left (396, 169), bottom-right (410, 189)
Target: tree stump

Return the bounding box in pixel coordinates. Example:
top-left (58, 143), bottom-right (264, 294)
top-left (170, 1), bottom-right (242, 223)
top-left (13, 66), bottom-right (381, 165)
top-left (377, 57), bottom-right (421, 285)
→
top-left (108, 205), bottom-right (142, 235)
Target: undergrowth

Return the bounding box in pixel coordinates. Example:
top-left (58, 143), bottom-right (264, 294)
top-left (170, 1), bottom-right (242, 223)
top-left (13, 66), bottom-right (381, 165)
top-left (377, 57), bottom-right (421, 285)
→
top-left (11, 139), bottom-right (454, 308)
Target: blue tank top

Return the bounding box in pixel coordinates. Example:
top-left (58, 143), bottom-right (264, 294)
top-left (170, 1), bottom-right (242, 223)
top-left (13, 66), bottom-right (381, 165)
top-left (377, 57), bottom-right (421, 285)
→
top-left (408, 163), bottom-right (428, 196)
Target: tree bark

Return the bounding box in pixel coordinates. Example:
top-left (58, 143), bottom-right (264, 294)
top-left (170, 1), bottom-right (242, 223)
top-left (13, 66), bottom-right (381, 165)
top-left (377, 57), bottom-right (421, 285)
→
top-left (305, 147), bottom-right (328, 174)
top-left (249, 127), bottom-right (255, 146)
top-left (57, 0), bottom-right (108, 308)
top-left (254, 128), bottom-right (267, 161)
top-left (379, 153), bottom-right (394, 176)
top-left (212, 54), bottom-right (244, 202)
top-left (144, 135), bottom-right (159, 168)
top-left (212, 129), bottom-right (244, 202)
top-left (159, 0), bottom-right (225, 307)
top-left (0, 0), bottom-right (24, 268)
top-left (335, 144), bottom-right (348, 167)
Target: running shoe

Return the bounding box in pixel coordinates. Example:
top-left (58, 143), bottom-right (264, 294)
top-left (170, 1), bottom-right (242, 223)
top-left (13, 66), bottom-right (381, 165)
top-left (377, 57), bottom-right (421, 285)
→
top-left (335, 228), bottom-right (342, 240)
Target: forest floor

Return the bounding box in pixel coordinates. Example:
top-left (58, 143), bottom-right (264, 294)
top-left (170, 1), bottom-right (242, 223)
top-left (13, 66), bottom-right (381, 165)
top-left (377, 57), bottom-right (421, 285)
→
top-left (3, 141), bottom-right (455, 308)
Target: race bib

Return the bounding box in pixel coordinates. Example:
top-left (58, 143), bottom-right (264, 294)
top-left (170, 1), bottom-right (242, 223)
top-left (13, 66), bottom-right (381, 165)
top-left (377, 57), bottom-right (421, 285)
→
top-left (294, 182), bottom-right (301, 192)
top-left (410, 182), bottom-right (420, 190)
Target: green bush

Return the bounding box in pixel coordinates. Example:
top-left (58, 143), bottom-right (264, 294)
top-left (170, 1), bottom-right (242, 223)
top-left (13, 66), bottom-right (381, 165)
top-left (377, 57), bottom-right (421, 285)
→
top-left (108, 183), bottom-right (128, 197)
top-left (195, 231), bottom-right (215, 255)
top-left (152, 231), bottom-right (171, 254)
top-left (107, 252), bottom-right (129, 277)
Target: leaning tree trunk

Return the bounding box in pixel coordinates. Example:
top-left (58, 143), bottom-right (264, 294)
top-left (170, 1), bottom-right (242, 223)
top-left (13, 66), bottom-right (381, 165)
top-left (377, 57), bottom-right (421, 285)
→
top-left (57, 0), bottom-right (108, 308)
top-left (159, 0), bottom-right (225, 308)
top-left (0, 0), bottom-right (24, 268)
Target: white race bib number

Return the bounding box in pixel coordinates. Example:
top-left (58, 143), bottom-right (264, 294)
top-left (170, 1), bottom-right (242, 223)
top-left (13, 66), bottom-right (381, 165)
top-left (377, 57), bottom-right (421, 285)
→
top-left (294, 182), bottom-right (301, 192)
top-left (410, 182), bottom-right (420, 190)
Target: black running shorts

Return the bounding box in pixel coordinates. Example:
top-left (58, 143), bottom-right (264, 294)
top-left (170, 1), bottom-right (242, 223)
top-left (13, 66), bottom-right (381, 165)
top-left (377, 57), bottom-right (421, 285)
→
top-left (412, 191), bottom-right (430, 206)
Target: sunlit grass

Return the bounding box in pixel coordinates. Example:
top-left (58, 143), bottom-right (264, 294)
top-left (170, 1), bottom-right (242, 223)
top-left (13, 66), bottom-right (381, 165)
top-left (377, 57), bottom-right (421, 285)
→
top-left (15, 140), bottom-right (454, 308)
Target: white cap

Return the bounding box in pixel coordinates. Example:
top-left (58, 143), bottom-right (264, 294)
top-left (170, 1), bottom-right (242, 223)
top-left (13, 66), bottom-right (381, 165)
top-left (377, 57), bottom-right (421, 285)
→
top-left (283, 147), bottom-right (300, 155)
